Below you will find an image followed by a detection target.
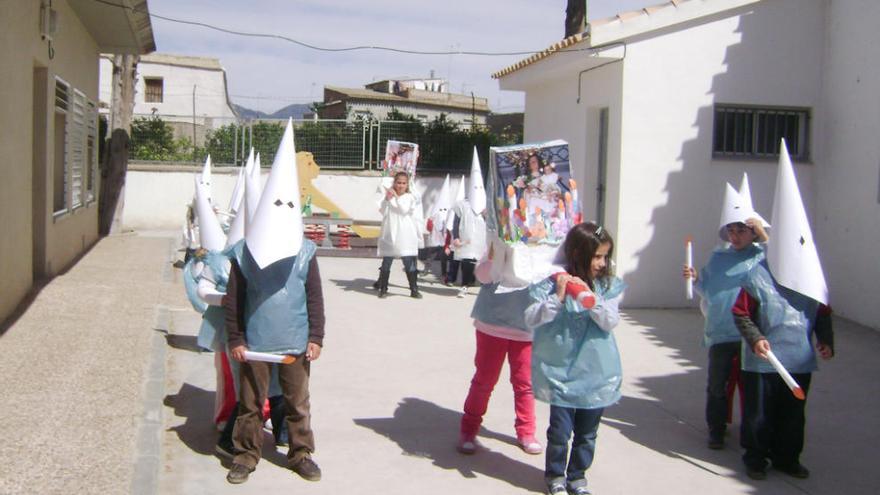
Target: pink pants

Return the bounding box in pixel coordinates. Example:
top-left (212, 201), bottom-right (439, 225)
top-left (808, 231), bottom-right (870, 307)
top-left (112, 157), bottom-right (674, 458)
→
top-left (460, 330), bottom-right (536, 439)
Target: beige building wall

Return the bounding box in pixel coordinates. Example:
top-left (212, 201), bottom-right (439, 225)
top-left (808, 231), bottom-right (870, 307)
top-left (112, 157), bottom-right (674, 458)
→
top-left (0, 0), bottom-right (100, 322)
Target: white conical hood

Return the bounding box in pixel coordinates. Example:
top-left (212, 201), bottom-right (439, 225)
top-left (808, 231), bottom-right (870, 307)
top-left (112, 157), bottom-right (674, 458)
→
top-left (718, 183), bottom-right (759, 241)
top-left (193, 175), bottom-right (226, 251)
top-left (467, 147), bottom-right (487, 214)
top-left (225, 207), bottom-right (245, 248)
top-left (766, 139), bottom-right (828, 305)
top-left (200, 155), bottom-right (212, 187)
top-left (429, 174), bottom-right (452, 218)
top-left (228, 149), bottom-right (253, 213)
top-left (244, 152), bottom-right (263, 223)
top-left (738, 172), bottom-right (769, 228)
top-left (244, 119), bottom-right (304, 268)
top-left (225, 174), bottom-right (246, 248)
top-left (446, 175), bottom-right (466, 231)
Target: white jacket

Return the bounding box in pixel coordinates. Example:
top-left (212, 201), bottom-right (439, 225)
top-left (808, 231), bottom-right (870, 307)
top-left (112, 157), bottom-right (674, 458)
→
top-left (378, 192), bottom-right (423, 257)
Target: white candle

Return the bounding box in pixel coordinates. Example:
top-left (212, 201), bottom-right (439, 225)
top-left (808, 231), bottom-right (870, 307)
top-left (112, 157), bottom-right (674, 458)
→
top-left (766, 349), bottom-right (806, 400)
top-left (685, 236), bottom-right (694, 300)
top-left (243, 351), bottom-right (296, 364)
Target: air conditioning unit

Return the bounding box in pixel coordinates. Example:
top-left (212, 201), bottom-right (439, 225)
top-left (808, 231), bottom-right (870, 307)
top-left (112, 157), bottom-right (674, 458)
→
top-left (40, 2), bottom-right (58, 42)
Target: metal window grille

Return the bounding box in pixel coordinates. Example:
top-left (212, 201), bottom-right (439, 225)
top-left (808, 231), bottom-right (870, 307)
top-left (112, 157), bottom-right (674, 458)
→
top-left (86, 101), bottom-right (97, 203)
top-left (144, 77), bottom-right (163, 103)
top-left (53, 78), bottom-right (69, 214)
top-left (713, 105), bottom-right (810, 160)
top-left (70, 90), bottom-right (86, 209)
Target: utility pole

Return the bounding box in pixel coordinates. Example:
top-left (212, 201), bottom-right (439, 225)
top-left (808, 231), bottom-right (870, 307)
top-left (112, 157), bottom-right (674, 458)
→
top-left (565, 0), bottom-right (588, 38)
top-left (192, 84), bottom-right (197, 163)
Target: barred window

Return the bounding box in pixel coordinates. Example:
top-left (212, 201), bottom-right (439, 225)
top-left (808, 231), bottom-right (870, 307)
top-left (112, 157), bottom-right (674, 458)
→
top-left (53, 78), bottom-right (97, 216)
top-left (144, 77), bottom-right (163, 103)
top-left (86, 101), bottom-right (97, 203)
top-left (53, 78), bottom-right (69, 215)
top-left (713, 105), bottom-right (810, 160)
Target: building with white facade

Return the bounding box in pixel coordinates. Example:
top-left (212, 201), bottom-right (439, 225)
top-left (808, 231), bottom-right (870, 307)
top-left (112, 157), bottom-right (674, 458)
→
top-left (494, 0), bottom-right (879, 329)
top-left (0, 0), bottom-right (154, 323)
top-left (317, 77), bottom-right (489, 124)
top-left (99, 52), bottom-right (238, 142)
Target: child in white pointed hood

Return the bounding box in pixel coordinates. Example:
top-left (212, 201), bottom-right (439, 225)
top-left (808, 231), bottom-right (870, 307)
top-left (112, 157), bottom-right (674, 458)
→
top-left (375, 171), bottom-right (424, 298)
top-left (682, 183), bottom-right (768, 450)
top-left (223, 120), bottom-right (325, 485)
top-left (731, 142), bottom-right (834, 481)
top-left (450, 150), bottom-right (488, 297)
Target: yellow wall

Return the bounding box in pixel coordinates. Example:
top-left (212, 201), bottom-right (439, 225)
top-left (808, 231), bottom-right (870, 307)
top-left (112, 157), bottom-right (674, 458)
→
top-left (0, 1), bottom-right (100, 322)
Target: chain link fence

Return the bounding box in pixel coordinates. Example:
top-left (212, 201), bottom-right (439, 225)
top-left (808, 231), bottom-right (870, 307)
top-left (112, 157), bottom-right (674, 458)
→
top-left (128, 114), bottom-right (523, 173)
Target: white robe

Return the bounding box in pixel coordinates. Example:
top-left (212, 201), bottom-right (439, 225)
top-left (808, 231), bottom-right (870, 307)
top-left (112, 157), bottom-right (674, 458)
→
top-left (378, 193), bottom-right (423, 257)
top-left (453, 200), bottom-right (487, 261)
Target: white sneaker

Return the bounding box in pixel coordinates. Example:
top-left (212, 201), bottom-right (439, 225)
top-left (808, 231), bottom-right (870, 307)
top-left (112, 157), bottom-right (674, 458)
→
top-left (457, 287), bottom-right (468, 298)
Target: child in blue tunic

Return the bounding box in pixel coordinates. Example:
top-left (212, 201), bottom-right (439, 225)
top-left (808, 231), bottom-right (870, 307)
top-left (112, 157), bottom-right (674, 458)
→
top-left (683, 218), bottom-right (767, 449)
top-left (525, 222), bottom-right (625, 495)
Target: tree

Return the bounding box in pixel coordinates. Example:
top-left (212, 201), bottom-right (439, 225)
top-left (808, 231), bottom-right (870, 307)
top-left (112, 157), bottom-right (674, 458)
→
top-left (130, 116), bottom-right (176, 161)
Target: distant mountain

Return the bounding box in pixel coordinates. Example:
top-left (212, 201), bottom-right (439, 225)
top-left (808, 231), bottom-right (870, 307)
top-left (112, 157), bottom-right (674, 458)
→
top-left (231, 104), bottom-right (268, 119)
top-left (269, 103), bottom-right (313, 119)
top-left (232, 103), bottom-right (314, 120)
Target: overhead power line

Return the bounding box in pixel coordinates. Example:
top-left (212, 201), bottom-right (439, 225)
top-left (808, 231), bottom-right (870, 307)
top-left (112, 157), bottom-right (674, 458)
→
top-left (91, 0), bottom-right (596, 57)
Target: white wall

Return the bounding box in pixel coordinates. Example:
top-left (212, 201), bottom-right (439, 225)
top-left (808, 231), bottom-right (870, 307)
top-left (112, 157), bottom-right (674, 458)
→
top-left (816, 0), bottom-right (880, 329)
top-left (121, 165), bottom-right (449, 232)
top-left (513, 59), bottom-right (624, 243)
top-left (614, 0), bottom-right (825, 307)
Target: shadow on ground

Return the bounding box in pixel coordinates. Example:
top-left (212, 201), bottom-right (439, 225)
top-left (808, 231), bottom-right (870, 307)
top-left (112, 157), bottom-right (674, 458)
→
top-left (163, 383), bottom-right (290, 470)
top-left (330, 277), bottom-right (463, 298)
top-left (164, 333), bottom-right (203, 353)
top-left (354, 397), bottom-right (545, 493)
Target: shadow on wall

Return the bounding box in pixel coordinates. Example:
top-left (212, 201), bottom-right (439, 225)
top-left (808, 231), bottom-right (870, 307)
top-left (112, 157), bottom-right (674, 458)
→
top-left (621, 4), bottom-right (810, 308)
top-left (616, 309), bottom-right (880, 494)
top-left (354, 397), bottom-right (545, 493)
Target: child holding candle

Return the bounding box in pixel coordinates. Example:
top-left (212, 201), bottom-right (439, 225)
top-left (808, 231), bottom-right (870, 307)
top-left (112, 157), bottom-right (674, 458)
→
top-left (683, 187), bottom-right (769, 449)
top-left (730, 142), bottom-right (835, 481)
top-left (525, 222), bottom-right (625, 495)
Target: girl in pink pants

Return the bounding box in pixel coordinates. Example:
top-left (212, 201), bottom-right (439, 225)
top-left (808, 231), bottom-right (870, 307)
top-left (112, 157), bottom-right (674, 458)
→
top-left (458, 255), bottom-right (542, 455)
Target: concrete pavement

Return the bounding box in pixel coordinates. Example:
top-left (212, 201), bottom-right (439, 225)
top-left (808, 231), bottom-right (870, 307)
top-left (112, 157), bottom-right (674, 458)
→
top-left (159, 249), bottom-right (880, 494)
top-left (1, 231), bottom-right (877, 494)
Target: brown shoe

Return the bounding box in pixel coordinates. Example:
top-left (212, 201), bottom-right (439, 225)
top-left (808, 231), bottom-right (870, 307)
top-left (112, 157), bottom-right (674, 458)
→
top-left (226, 463), bottom-right (254, 484)
top-left (291, 456), bottom-right (322, 481)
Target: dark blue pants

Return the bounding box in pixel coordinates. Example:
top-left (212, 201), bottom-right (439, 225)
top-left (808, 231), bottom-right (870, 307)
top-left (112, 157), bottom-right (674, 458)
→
top-left (545, 405), bottom-right (604, 488)
top-left (740, 371), bottom-right (812, 470)
top-left (380, 256), bottom-right (417, 273)
top-left (706, 341), bottom-right (741, 435)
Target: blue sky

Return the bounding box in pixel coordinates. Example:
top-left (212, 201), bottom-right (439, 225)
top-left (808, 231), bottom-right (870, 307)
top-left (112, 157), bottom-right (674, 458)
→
top-left (147, 0), bottom-right (658, 113)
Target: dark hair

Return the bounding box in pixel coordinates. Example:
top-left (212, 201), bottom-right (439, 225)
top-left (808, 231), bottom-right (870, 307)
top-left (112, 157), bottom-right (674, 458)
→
top-left (393, 171), bottom-right (410, 193)
top-left (522, 153), bottom-right (545, 175)
top-left (562, 221), bottom-right (615, 290)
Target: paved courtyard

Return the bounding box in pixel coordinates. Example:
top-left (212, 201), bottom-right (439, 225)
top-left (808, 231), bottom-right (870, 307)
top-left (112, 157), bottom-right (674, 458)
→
top-left (1, 232), bottom-right (877, 494)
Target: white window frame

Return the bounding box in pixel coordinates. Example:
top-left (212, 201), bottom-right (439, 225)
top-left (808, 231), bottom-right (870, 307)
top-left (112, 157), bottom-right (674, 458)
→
top-left (53, 77), bottom-right (98, 219)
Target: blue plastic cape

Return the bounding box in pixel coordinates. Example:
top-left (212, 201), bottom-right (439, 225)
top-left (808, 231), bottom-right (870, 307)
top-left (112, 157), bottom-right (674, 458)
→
top-left (183, 257), bottom-right (208, 314)
top-left (232, 238), bottom-right (317, 355)
top-left (697, 244), bottom-right (764, 347)
top-left (740, 261), bottom-right (819, 374)
top-left (470, 283), bottom-right (532, 334)
top-left (189, 250), bottom-right (232, 352)
top-left (529, 276), bottom-right (626, 409)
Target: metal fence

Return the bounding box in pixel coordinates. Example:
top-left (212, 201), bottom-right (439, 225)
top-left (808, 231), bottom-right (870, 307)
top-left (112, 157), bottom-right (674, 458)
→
top-left (127, 114), bottom-right (523, 173)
